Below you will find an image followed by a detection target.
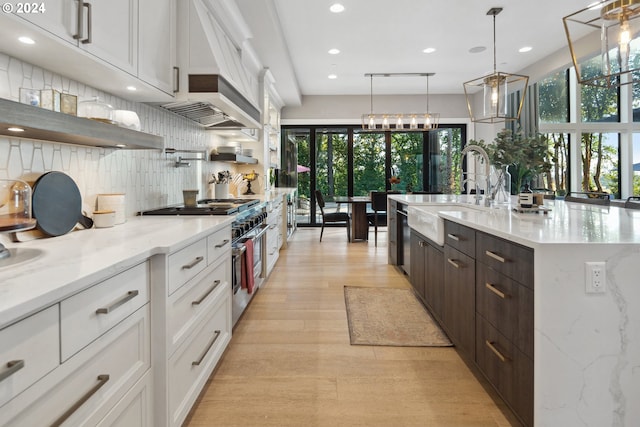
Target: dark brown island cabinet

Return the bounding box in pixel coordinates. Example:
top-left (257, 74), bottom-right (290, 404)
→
top-left (410, 219), bottom-right (534, 427)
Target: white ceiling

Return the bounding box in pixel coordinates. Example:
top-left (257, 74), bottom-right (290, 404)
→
top-left (236, 0), bottom-right (593, 107)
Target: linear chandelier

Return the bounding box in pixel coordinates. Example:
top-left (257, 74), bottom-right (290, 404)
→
top-left (463, 7), bottom-right (529, 124)
top-left (361, 72), bottom-right (440, 131)
top-left (563, 0), bottom-right (640, 88)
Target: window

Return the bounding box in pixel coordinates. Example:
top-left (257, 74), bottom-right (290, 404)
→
top-left (580, 133), bottom-right (619, 197)
top-left (390, 132), bottom-right (424, 193)
top-left (539, 133), bottom-right (569, 196)
top-left (539, 70), bottom-right (569, 124)
top-left (353, 131), bottom-right (385, 195)
top-left (580, 57), bottom-right (619, 123)
top-left (633, 135), bottom-right (640, 195)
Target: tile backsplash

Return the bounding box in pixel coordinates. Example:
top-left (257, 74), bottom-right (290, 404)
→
top-left (0, 53), bottom-right (224, 230)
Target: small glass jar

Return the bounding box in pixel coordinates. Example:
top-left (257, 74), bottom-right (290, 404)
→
top-left (78, 96), bottom-right (115, 124)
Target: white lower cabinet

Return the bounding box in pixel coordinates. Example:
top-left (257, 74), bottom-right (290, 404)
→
top-left (0, 304), bottom-right (150, 426)
top-left (153, 224), bottom-right (233, 427)
top-left (0, 305), bottom-right (59, 408)
top-left (168, 291), bottom-right (231, 426)
top-left (97, 371), bottom-right (153, 427)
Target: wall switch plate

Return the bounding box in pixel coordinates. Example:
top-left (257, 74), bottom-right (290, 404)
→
top-left (585, 262), bottom-right (606, 294)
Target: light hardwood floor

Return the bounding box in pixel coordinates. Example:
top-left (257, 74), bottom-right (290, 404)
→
top-left (186, 227), bottom-right (520, 427)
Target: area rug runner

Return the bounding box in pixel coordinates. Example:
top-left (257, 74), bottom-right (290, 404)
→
top-left (344, 286), bottom-right (452, 347)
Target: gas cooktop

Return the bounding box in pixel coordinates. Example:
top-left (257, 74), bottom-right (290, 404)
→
top-left (139, 198), bottom-right (260, 216)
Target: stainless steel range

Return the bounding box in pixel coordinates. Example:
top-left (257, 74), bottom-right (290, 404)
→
top-left (140, 198), bottom-right (266, 327)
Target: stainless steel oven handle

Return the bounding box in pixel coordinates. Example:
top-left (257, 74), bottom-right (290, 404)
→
top-left (232, 245), bottom-right (247, 256)
top-left (252, 224), bottom-right (269, 240)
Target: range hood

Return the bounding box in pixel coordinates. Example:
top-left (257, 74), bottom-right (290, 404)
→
top-left (160, 74), bottom-right (261, 129)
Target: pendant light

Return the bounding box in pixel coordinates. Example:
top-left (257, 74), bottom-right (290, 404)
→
top-left (563, 0), bottom-right (640, 88)
top-left (361, 73), bottom-right (440, 131)
top-left (463, 7), bottom-right (529, 123)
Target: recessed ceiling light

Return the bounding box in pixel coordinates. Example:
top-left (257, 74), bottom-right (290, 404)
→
top-left (423, 47), bottom-right (436, 54)
top-left (126, 85), bottom-right (137, 91)
top-left (115, 144), bottom-right (127, 148)
top-left (328, 48), bottom-right (340, 55)
top-left (18, 36), bottom-right (35, 45)
top-left (469, 46), bottom-right (486, 54)
top-left (8, 127), bottom-right (25, 132)
top-left (329, 3), bottom-right (345, 13)
top-left (328, 74), bottom-right (338, 79)
top-left (519, 46), bottom-right (533, 53)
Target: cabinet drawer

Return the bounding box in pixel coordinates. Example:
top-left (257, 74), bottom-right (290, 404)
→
top-left (0, 305), bottom-right (59, 408)
top-left (476, 264), bottom-right (534, 358)
top-left (96, 371), bottom-right (152, 427)
top-left (476, 316), bottom-right (533, 427)
top-left (168, 238), bottom-right (208, 295)
top-left (61, 262), bottom-right (149, 361)
top-left (444, 221), bottom-right (476, 257)
top-left (167, 258), bottom-right (229, 355)
top-left (168, 293), bottom-right (231, 426)
top-left (476, 232), bottom-right (534, 289)
top-left (206, 227), bottom-right (231, 266)
top-left (1, 306), bottom-right (150, 427)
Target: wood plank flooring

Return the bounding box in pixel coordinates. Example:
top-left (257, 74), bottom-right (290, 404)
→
top-left (185, 227), bottom-right (520, 427)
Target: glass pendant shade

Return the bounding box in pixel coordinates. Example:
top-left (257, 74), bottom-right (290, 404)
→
top-left (463, 7), bottom-right (529, 123)
top-left (563, 0), bottom-right (640, 87)
top-left (464, 71), bottom-right (528, 123)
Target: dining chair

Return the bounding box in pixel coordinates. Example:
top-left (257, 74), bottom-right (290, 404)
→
top-left (367, 191), bottom-right (388, 246)
top-left (624, 196), bottom-right (640, 210)
top-left (564, 191), bottom-right (611, 206)
top-left (315, 190), bottom-right (351, 242)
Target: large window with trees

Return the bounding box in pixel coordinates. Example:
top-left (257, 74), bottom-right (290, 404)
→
top-left (284, 125), bottom-right (465, 225)
top-left (538, 54), bottom-right (639, 199)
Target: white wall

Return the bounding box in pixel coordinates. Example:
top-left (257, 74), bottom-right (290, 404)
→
top-left (0, 53), bottom-right (234, 233)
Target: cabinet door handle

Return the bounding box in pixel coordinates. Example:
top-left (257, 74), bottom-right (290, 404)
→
top-left (447, 233), bottom-right (460, 241)
top-left (485, 340), bottom-right (508, 363)
top-left (96, 290), bottom-right (139, 314)
top-left (173, 66), bottom-right (180, 93)
top-left (485, 283), bottom-right (507, 299)
top-left (485, 250), bottom-right (506, 263)
top-left (182, 256), bottom-right (204, 270)
top-left (81, 2), bottom-right (92, 44)
top-left (50, 374), bottom-right (110, 427)
top-left (447, 258), bottom-right (461, 269)
top-left (73, 0), bottom-right (84, 41)
top-left (192, 330), bottom-right (221, 366)
top-left (0, 360), bottom-right (25, 383)
top-left (214, 239), bottom-right (230, 248)
top-left (192, 280), bottom-right (221, 306)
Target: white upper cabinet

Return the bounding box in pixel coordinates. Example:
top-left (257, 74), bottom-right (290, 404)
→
top-left (3, 0), bottom-right (175, 101)
top-left (18, 0), bottom-right (137, 75)
top-left (139, 0), bottom-right (176, 94)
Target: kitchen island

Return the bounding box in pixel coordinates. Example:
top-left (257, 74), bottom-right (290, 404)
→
top-left (389, 194), bottom-right (640, 427)
top-left (0, 216), bottom-right (234, 426)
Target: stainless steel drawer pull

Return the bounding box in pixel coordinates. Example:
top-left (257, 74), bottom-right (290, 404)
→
top-left (73, 0), bottom-right (84, 40)
top-left (192, 280), bottom-right (221, 306)
top-left (96, 290), bottom-right (139, 314)
top-left (192, 330), bottom-right (221, 366)
top-left (50, 374), bottom-right (110, 427)
top-left (485, 250), bottom-right (506, 263)
top-left (419, 241), bottom-right (427, 247)
top-left (81, 2), bottom-right (92, 44)
top-left (214, 239), bottom-right (230, 248)
top-left (485, 340), bottom-right (508, 363)
top-left (0, 360), bottom-right (25, 383)
top-left (447, 233), bottom-right (460, 241)
top-left (447, 258), bottom-right (461, 269)
top-left (182, 256), bottom-right (204, 270)
top-left (485, 283), bottom-right (507, 299)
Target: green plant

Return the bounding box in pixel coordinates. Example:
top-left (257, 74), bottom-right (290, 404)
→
top-left (468, 129), bottom-right (553, 193)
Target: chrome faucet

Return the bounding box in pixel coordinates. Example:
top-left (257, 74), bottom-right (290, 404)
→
top-left (461, 145), bottom-right (493, 207)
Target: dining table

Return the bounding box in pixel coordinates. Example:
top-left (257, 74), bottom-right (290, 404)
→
top-left (333, 196), bottom-right (371, 241)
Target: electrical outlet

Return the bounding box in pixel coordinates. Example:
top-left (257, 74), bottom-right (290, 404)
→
top-left (585, 262), bottom-right (606, 294)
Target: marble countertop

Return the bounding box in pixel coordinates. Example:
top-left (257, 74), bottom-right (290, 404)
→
top-left (0, 215), bottom-right (233, 329)
top-left (389, 194), bottom-right (640, 248)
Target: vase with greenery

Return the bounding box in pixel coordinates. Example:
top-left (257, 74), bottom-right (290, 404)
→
top-left (467, 129), bottom-right (553, 195)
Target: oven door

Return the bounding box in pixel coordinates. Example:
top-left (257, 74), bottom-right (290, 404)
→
top-left (243, 224), bottom-right (268, 280)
